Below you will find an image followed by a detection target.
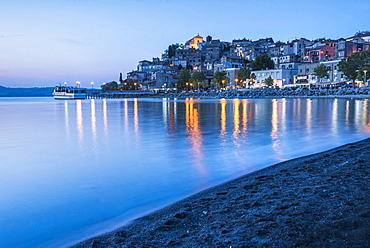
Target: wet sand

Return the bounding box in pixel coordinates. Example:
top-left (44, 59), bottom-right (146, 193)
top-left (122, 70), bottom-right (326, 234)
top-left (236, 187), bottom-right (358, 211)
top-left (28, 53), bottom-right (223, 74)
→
top-left (72, 138), bottom-right (370, 247)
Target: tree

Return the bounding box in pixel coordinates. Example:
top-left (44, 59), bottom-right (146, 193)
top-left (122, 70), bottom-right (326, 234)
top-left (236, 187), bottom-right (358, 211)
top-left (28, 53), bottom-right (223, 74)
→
top-left (213, 70), bottom-right (229, 88)
top-left (119, 73), bottom-right (123, 84)
top-left (250, 54), bottom-right (275, 70)
top-left (177, 69), bottom-right (191, 89)
top-left (314, 63), bottom-right (331, 83)
top-left (357, 66), bottom-right (370, 83)
top-left (168, 44), bottom-right (179, 58)
top-left (264, 76), bottom-right (274, 87)
top-left (248, 73), bottom-right (257, 87)
top-left (237, 67), bottom-right (251, 86)
top-left (338, 51), bottom-right (370, 83)
top-left (121, 79), bottom-right (131, 90)
top-left (101, 81), bottom-right (118, 92)
top-left (190, 71), bottom-right (206, 89)
top-left (162, 44), bottom-right (180, 59)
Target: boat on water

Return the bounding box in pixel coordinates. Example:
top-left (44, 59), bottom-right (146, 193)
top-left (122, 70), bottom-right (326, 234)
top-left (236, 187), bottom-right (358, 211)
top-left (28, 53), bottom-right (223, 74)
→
top-left (53, 86), bottom-right (87, 99)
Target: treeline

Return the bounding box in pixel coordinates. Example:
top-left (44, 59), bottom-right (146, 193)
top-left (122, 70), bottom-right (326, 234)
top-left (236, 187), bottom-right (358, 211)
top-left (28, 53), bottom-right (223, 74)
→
top-left (0, 86), bottom-right (54, 97)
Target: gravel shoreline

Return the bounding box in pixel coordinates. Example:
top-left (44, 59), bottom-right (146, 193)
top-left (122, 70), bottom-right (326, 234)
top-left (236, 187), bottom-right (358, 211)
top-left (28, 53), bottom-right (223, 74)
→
top-left (72, 138), bottom-right (370, 247)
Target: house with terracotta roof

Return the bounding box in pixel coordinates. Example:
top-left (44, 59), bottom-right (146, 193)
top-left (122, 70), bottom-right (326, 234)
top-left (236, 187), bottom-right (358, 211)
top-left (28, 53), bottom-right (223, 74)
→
top-left (186, 35), bottom-right (204, 49)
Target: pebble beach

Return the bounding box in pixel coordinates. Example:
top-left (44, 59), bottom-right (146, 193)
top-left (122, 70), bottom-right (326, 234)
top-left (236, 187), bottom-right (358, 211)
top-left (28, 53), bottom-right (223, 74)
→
top-left (72, 137), bottom-right (370, 247)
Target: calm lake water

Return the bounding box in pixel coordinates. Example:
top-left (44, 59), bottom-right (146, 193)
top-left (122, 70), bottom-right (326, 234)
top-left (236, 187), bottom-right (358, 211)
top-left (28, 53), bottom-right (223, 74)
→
top-left (1, 97), bottom-right (369, 247)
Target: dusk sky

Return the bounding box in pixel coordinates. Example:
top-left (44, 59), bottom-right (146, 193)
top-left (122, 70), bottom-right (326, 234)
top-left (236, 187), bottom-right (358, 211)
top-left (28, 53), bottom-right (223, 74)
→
top-left (1, 0), bottom-right (369, 87)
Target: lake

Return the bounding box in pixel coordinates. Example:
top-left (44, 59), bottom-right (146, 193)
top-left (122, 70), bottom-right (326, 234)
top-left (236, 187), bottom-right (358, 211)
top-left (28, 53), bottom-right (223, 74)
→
top-left (0, 97), bottom-right (369, 247)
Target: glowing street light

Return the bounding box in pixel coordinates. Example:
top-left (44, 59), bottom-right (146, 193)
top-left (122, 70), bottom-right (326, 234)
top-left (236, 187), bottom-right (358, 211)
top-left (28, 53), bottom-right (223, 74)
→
top-left (364, 70), bottom-right (368, 85)
top-left (76, 81), bottom-right (81, 88)
top-left (91, 81), bottom-right (94, 90)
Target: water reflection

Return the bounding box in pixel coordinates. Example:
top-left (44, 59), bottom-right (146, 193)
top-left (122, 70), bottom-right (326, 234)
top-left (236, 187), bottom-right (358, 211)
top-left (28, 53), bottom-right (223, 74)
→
top-left (4, 97), bottom-right (370, 248)
top-left (363, 99), bottom-right (369, 131)
top-left (331, 98), bottom-right (339, 135)
top-left (91, 99), bottom-right (97, 148)
top-left (219, 99), bottom-right (227, 144)
top-left (76, 100), bottom-right (84, 147)
top-left (270, 99), bottom-right (281, 154)
top-left (103, 99), bottom-right (108, 137)
top-left (185, 100), bottom-right (205, 175)
top-left (123, 99), bottom-right (129, 134)
top-left (134, 98), bottom-right (139, 139)
top-left (306, 99), bottom-right (312, 134)
top-left (233, 99), bottom-right (241, 145)
top-left (64, 100), bottom-right (70, 140)
top-left (163, 99), bottom-right (176, 134)
top-left (241, 100), bottom-right (248, 135)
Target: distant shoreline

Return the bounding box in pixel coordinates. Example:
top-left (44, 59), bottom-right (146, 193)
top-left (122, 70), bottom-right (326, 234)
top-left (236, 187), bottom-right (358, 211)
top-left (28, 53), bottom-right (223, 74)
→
top-left (0, 86), bottom-right (54, 97)
top-left (72, 138), bottom-right (370, 247)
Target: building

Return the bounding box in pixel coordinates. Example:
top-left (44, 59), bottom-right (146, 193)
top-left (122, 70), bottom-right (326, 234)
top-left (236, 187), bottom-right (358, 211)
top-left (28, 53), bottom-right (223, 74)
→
top-left (336, 38), bottom-right (370, 59)
top-left (347, 31), bottom-right (370, 43)
top-left (303, 45), bottom-right (336, 63)
top-left (225, 68), bottom-right (240, 87)
top-left (295, 60), bottom-right (346, 85)
top-left (251, 68), bottom-right (298, 88)
top-left (187, 35), bottom-right (204, 50)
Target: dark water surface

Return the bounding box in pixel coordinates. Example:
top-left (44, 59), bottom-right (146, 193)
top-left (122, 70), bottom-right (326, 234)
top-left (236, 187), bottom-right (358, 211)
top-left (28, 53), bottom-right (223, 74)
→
top-left (0, 97), bottom-right (369, 247)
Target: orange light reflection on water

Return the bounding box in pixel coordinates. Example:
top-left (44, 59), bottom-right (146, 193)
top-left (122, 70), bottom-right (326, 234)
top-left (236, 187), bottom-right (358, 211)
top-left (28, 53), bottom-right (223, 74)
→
top-left (185, 100), bottom-right (206, 176)
top-left (220, 99), bottom-right (227, 140)
top-left (232, 99), bottom-right (241, 146)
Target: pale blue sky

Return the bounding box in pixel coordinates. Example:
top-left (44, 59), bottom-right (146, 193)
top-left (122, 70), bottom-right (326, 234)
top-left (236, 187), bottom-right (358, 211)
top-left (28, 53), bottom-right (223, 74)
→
top-left (1, 0), bottom-right (369, 87)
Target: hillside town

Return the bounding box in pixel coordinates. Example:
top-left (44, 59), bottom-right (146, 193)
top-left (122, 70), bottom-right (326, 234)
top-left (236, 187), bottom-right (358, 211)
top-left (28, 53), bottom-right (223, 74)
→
top-left (113, 31), bottom-right (370, 92)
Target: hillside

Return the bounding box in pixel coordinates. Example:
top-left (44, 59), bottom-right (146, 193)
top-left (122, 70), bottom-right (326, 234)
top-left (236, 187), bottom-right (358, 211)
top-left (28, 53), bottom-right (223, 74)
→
top-left (0, 86), bottom-right (54, 97)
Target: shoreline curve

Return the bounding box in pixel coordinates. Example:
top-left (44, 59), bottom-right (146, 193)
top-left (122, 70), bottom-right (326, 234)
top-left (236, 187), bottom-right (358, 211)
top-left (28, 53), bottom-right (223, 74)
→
top-left (72, 138), bottom-right (370, 247)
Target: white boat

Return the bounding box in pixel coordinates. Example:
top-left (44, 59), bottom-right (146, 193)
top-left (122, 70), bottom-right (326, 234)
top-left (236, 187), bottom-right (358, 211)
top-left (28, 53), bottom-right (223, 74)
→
top-left (53, 86), bottom-right (87, 99)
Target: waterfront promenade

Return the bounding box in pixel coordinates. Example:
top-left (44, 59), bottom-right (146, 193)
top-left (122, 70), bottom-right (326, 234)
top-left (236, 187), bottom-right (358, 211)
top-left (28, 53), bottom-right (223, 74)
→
top-left (73, 138), bottom-right (370, 247)
top-left (90, 86), bottom-right (370, 100)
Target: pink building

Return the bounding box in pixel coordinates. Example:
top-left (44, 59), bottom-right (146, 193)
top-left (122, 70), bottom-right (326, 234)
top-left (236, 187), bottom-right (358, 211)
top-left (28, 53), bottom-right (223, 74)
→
top-left (303, 45), bottom-right (336, 63)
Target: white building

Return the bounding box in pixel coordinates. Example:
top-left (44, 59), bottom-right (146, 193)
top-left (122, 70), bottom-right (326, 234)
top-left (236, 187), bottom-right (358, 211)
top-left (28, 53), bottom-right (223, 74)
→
top-left (225, 68), bottom-right (240, 87)
top-left (295, 60), bottom-right (346, 85)
top-left (251, 68), bottom-right (298, 88)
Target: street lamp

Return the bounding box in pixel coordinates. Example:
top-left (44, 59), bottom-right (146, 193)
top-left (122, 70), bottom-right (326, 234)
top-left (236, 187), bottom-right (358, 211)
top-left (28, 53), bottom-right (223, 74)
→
top-left (222, 80), bottom-right (225, 89)
top-left (364, 70), bottom-right (368, 86)
top-left (186, 82), bottom-right (189, 91)
top-left (76, 81), bottom-right (80, 88)
top-left (235, 78), bottom-right (239, 88)
top-left (91, 81), bottom-right (94, 90)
